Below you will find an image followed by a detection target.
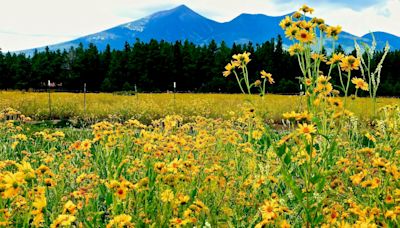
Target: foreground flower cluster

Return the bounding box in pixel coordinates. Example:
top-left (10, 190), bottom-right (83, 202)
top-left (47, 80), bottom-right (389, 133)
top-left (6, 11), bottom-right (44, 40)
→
top-left (0, 102), bottom-right (399, 227)
top-left (226, 3), bottom-right (397, 227)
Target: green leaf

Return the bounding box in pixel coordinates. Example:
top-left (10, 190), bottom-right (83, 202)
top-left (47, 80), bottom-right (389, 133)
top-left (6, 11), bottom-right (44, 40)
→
top-left (316, 177), bottom-right (326, 192)
top-left (276, 144), bottom-right (286, 158)
top-left (282, 168), bottom-right (303, 201)
top-left (283, 152), bottom-right (292, 165)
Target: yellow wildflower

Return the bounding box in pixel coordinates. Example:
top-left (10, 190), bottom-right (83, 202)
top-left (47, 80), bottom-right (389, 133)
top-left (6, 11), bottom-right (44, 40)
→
top-left (340, 55), bottom-right (360, 72)
top-left (260, 70), bottom-right (274, 84)
top-left (295, 30), bottom-right (315, 43)
top-left (351, 77), bottom-right (369, 91)
top-left (288, 43), bottom-right (304, 56)
top-left (106, 214), bottom-right (133, 228)
top-left (161, 189), bottom-right (174, 203)
top-left (50, 214), bottom-right (76, 228)
top-left (279, 16), bottom-right (292, 30)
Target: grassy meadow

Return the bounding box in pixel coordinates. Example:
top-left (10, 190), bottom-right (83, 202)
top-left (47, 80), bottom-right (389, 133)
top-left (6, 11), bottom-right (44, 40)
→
top-left (1, 100), bottom-right (400, 227)
top-left (0, 91), bottom-right (398, 124)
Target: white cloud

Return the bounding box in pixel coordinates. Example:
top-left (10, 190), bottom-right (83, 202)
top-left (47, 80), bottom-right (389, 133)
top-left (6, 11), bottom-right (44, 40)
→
top-left (0, 0), bottom-right (133, 51)
top-left (0, 0), bottom-right (399, 51)
top-left (310, 0), bottom-right (400, 37)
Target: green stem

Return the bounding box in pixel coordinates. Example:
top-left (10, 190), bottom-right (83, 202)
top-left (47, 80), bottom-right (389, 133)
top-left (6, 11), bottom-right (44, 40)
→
top-left (297, 53), bottom-right (306, 76)
top-left (338, 66), bottom-right (345, 94)
top-left (262, 78), bottom-right (266, 97)
top-left (344, 71), bottom-right (351, 108)
top-left (244, 66), bottom-right (251, 95)
top-left (327, 41), bottom-right (336, 78)
top-left (305, 135), bottom-right (314, 227)
top-left (233, 70), bottom-right (246, 94)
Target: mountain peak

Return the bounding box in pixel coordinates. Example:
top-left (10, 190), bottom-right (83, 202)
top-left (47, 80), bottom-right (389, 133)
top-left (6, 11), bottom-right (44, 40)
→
top-left (164, 4), bottom-right (197, 15)
top-left (173, 4), bottom-right (192, 12)
top-left (149, 4), bottom-right (200, 19)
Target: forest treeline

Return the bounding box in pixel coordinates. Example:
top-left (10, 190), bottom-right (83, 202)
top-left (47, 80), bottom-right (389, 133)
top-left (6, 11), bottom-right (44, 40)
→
top-left (0, 36), bottom-right (399, 95)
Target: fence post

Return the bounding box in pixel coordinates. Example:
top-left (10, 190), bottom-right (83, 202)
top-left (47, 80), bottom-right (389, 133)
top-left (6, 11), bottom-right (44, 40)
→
top-left (83, 83), bottom-right (87, 114)
top-left (173, 82), bottom-right (176, 105)
top-left (300, 84), bottom-right (303, 95)
top-left (135, 84), bottom-right (138, 102)
top-left (48, 80), bottom-right (52, 119)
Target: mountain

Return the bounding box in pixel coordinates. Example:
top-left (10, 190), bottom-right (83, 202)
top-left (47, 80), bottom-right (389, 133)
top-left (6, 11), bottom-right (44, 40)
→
top-left (19, 5), bottom-right (400, 54)
top-left (361, 32), bottom-right (400, 50)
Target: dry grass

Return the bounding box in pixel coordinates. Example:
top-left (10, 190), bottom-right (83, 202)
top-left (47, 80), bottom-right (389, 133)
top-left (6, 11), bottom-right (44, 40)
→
top-left (0, 91), bottom-right (398, 123)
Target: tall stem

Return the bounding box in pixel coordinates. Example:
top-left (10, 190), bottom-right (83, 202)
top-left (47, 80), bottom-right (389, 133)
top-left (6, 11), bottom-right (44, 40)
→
top-left (233, 71), bottom-right (245, 94)
top-left (244, 66), bottom-right (251, 95)
top-left (344, 71), bottom-right (351, 108)
top-left (262, 78), bottom-right (266, 97)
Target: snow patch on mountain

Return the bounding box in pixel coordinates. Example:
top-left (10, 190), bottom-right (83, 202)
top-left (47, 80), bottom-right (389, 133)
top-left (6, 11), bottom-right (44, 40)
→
top-left (87, 32), bottom-right (118, 42)
top-left (124, 17), bottom-right (150, 32)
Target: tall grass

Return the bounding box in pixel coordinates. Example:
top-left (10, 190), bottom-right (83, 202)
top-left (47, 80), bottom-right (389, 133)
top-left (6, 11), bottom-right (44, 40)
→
top-left (0, 91), bottom-right (397, 124)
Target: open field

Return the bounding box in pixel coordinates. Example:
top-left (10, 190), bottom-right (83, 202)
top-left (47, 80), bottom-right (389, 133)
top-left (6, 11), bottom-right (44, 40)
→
top-left (1, 101), bottom-right (400, 227)
top-left (0, 91), bottom-right (398, 123)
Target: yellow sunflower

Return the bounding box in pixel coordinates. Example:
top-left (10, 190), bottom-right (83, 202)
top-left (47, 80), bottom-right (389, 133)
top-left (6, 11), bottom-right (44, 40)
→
top-left (297, 123), bottom-right (316, 135)
top-left (351, 77), bottom-right (369, 91)
top-left (107, 214), bottom-right (133, 228)
top-left (115, 187), bottom-right (128, 200)
top-left (298, 21), bottom-right (315, 31)
top-left (279, 16), bottom-right (292, 30)
top-left (295, 30), bottom-right (315, 43)
top-left (299, 4), bottom-right (314, 14)
top-left (327, 53), bottom-right (344, 65)
top-left (326, 25), bottom-right (342, 40)
top-left (285, 26), bottom-right (299, 40)
top-left (311, 53), bottom-right (327, 62)
top-left (161, 189), bottom-right (174, 203)
top-left (232, 51), bottom-right (251, 67)
top-left (340, 55), bottom-right (360, 72)
top-left (260, 70), bottom-right (275, 84)
top-left (292, 11), bottom-right (302, 19)
top-left (223, 62), bottom-right (235, 77)
top-left (288, 43), bottom-right (304, 56)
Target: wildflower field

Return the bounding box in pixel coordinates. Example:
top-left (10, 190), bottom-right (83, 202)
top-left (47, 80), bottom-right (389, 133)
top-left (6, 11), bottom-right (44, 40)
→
top-left (0, 92), bottom-right (398, 124)
top-left (1, 4), bottom-right (400, 228)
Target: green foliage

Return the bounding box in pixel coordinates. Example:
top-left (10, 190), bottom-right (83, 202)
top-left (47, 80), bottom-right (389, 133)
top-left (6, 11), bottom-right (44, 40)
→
top-left (0, 37), bottom-right (399, 95)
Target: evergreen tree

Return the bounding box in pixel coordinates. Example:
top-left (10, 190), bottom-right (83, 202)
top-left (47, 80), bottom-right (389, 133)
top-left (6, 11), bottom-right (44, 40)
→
top-left (0, 38), bottom-right (398, 96)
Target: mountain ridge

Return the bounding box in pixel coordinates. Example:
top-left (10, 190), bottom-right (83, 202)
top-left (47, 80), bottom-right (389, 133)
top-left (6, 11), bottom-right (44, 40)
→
top-left (17, 4), bottom-right (400, 54)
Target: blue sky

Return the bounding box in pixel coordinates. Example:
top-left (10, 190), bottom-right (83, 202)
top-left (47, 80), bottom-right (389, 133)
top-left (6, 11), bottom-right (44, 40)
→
top-left (1, 0), bottom-right (399, 51)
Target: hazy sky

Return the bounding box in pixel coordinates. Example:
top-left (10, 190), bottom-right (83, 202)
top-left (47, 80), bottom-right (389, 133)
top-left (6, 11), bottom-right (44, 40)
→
top-left (1, 0), bottom-right (399, 51)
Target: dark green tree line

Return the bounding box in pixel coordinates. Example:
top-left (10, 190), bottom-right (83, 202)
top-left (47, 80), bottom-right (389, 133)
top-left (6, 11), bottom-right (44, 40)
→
top-left (0, 36), bottom-right (399, 95)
